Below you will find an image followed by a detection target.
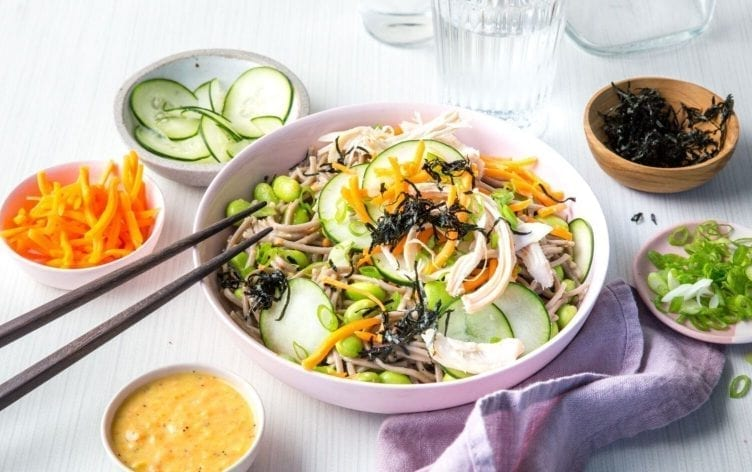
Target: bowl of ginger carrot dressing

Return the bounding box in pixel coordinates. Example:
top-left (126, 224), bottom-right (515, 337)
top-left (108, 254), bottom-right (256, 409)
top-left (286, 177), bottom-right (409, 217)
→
top-left (101, 364), bottom-right (265, 471)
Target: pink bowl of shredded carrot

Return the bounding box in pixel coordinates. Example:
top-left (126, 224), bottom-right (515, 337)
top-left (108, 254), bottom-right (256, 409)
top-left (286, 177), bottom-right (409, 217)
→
top-left (0, 151), bottom-right (165, 290)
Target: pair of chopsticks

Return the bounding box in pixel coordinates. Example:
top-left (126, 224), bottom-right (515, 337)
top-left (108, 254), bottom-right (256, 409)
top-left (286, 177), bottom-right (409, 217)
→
top-left (0, 202), bottom-right (271, 412)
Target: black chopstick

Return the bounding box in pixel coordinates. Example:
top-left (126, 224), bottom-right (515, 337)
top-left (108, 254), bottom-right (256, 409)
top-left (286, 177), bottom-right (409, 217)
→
top-left (0, 225), bottom-right (272, 412)
top-left (0, 201), bottom-right (266, 348)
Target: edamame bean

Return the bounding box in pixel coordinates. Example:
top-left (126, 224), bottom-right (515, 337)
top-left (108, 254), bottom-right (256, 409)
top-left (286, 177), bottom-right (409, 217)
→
top-left (378, 371), bottom-right (412, 384)
top-left (343, 299), bottom-right (377, 324)
top-left (553, 265), bottom-right (565, 280)
top-left (335, 335), bottom-right (363, 358)
top-left (345, 281), bottom-right (387, 302)
top-left (281, 249), bottom-right (310, 268)
top-left (272, 176), bottom-right (301, 203)
top-left (313, 365), bottom-right (338, 376)
top-left (561, 278), bottom-right (576, 292)
top-left (253, 182), bottom-right (279, 203)
top-left (423, 280), bottom-right (455, 313)
top-left (292, 207), bottom-right (310, 224)
top-left (225, 198), bottom-right (252, 218)
top-left (353, 371), bottom-right (380, 383)
top-left (556, 304), bottom-right (578, 329)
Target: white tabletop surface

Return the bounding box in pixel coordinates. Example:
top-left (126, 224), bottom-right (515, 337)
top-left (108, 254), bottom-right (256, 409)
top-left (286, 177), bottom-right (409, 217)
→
top-left (1, 0), bottom-right (751, 470)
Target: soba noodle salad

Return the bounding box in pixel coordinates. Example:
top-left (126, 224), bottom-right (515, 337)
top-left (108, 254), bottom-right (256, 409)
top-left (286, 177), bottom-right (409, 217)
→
top-left (218, 111), bottom-right (593, 384)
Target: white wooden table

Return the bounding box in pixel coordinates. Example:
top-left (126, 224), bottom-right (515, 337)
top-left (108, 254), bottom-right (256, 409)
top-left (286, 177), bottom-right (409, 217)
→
top-left (0, 1), bottom-right (750, 470)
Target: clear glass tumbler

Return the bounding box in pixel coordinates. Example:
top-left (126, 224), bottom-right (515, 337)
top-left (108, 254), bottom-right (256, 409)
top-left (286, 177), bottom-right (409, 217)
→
top-left (359, 0), bottom-right (433, 46)
top-left (566, 0), bottom-right (716, 55)
top-left (432, 0), bottom-right (566, 135)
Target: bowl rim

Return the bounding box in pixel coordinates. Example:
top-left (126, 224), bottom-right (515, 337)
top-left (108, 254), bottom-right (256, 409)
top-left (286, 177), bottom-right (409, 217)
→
top-left (113, 48), bottom-right (311, 175)
top-left (100, 362), bottom-right (265, 471)
top-left (0, 159), bottom-right (165, 275)
top-left (583, 75), bottom-right (739, 173)
top-left (190, 102), bottom-right (610, 411)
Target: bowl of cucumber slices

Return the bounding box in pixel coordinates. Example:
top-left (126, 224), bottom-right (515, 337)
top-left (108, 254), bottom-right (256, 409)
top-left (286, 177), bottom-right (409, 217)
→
top-left (193, 102), bottom-right (609, 414)
top-left (115, 49), bottom-right (310, 187)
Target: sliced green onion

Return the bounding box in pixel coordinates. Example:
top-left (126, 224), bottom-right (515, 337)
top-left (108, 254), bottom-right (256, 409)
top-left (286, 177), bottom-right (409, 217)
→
top-left (646, 220), bottom-right (752, 332)
top-left (349, 220), bottom-right (368, 236)
top-left (668, 226), bottom-right (690, 246)
top-left (335, 199), bottom-right (349, 223)
top-left (358, 265), bottom-right (383, 279)
top-left (744, 352), bottom-right (752, 366)
top-left (500, 205), bottom-right (517, 229)
top-left (729, 374), bottom-right (751, 399)
top-left (292, 341), bottom-right (309, 361)
top-left (316, 304), bottom-right (339, 332)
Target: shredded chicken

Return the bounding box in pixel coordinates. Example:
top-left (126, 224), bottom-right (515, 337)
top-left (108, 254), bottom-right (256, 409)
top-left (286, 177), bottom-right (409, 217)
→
top-left (518, 242), bottom-right (555, 289)
top-left (422, 329), bottom-right (524, 374)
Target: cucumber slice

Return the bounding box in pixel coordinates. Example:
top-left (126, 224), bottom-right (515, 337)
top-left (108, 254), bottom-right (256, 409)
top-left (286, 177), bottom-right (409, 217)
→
top-left (209, 78), bottom-right (225, 114)
top-left (227, 139), bottom-right (255, 159)
top-left (199, 116), bottom-right (236, 163)
top-left (317, 165), bottom-right (372, 250)
top-left (223, 66), bottom-right (293, 138)
top-left (493, 283), bottom-right (551, 355)
top-left (134, 125), bottom-right (210, 161)
top-left (370, 251), bottom-right (431, 286)
top-left (194, 80), bottom-right (213, 109)
top-left (371, 252), bottom-right (412, 285)
top-left (438, 299), bottom-right (514, 343)
top-left (362, 140), bottom-right (464, 219)
top-left (259, 278), bottom-right (334, 361)
top-left (251, 115), bottom-right (284, 135)
top-left (570, 218), bottom-right (594, 281)
top-left (130, 78), bottom-right (199, 139)
top-left (169, 106), bottom-right (241, 140)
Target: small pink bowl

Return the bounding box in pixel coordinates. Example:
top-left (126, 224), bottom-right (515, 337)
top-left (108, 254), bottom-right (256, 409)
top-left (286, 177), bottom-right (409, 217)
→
top-left (0, 160), bottom-right (165, 290)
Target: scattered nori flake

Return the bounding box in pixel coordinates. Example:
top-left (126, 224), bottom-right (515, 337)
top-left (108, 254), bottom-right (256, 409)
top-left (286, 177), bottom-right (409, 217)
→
top-left (651, 213), bottom-right (657, 225)
top-left (631, 212), bottom-right (644, 223)
top-left (368, 192), bottom-right (481, 249)
top-left (538, 183), bottom-right (575, 203)
top-left (243, 269), bottom-right (290, 320)
top-left (362, 267), bottom-right (440, 361)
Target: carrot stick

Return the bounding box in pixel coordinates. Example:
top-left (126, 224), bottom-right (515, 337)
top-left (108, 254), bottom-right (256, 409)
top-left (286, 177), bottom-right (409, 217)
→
top-left (301, 317), bottom-right (382, 370)
top-left (462, 258), bottom-right (498, 293)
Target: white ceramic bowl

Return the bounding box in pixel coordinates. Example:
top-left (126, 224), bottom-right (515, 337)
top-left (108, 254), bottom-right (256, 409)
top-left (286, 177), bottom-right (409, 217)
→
top-left (0, 160), bottom-right (165, 290)
top-left (114, 49), bottom-right (310, 187)
top-left (193, 103), bottom-right (610, 414)
top-left (101, 363), bottom-right (265, 472)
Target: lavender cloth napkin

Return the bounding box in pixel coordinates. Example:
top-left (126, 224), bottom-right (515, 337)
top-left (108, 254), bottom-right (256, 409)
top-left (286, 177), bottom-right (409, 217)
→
top-left (376, 280), bottom-right (725, 472)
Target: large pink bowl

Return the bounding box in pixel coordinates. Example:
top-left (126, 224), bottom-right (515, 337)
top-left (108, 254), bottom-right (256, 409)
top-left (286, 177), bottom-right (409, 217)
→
top-left (193, 103), bottom-right (609, 413)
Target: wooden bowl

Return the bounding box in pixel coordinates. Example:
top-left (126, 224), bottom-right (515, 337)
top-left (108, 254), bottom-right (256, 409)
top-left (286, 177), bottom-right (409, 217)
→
top-left (584, 77), bottom-right (739, 193)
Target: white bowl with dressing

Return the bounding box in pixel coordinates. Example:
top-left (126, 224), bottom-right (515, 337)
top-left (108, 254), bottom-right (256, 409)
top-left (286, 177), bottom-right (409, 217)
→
top-left (101, 364), bottom-right (265, 471)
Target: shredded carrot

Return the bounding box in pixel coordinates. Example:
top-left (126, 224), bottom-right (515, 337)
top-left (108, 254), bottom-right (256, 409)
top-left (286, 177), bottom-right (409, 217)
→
top-left (1, 152), bottom-right (157, 268)
top-left (331, 162), bottom-right (354, 174)
top-left (481, 155), bottom-right (538, 168)
top-left (462, 258), bottom-right (498, 293)
top-left (550, 225), bottom-right (573, 241)
top-left (425, 240), bottom-right (457, 274)
top-left (353, 330), bottom-right (383, 344)
top-left (302, 317), bottom-right (382, 370)
top-left (322, 277), bottom-right (386, 311)
top-left (537, 202), bottom-right (568, 217)
top-left (508, 199), bottom-right (532, 212)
